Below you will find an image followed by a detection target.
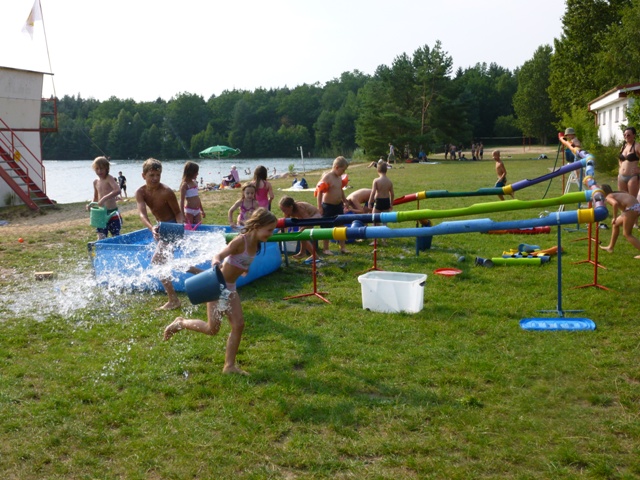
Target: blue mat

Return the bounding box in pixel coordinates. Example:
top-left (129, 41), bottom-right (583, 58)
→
top-left (520, 318), bottom-right (596, 331)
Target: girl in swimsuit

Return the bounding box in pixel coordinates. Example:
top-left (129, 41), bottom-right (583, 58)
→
top-left (180, 161), bottom-right (205, 227)
top-left (163, 208), bottom-right (278, 375)
top-left (618, 127), bottom-right (640, 198)
top-left (251, 165), bottom-right (274, 209)
top-left (228, 184), bottom-right (259, 228)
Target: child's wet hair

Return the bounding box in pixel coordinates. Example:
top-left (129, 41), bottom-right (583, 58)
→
top-left (253, 165), bottom-right (268, 182)
top-left (333, 156), bottom-right (349, 169)
top-left (279, 196), bottom-right (295, 209)
top-left (182, 161), bottom-right (199, 182)
top-left (241, 183), bottom-right (256, 197)
top-left (600, 184), bottom-right (613, 196)
top-left (92, 156), bottom-right (110, 173)
top-left (142, 158), bottom-right (162, 174)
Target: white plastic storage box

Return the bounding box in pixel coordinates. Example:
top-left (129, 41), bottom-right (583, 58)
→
top-left (357, 271), bottom-right (427, 313)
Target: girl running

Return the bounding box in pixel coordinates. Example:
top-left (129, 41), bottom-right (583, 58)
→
top-left (163, 208), bottom-right (278, 375)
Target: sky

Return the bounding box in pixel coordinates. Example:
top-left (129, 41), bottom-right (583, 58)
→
top-left (1, 0), bottom-right (565, 103)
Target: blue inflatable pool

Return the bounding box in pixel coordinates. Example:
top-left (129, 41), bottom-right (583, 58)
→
top-left (88, 225), bottom-right (282, 292)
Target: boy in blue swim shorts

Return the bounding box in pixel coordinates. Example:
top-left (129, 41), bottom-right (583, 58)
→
top-left (87, 156), bottom-right (122, 240)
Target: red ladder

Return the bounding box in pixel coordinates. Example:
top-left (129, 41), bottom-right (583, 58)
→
top-left (0, 115), bottom-right (54, 210)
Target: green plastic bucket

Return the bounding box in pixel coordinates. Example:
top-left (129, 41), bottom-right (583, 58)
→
top-left (89, 203), bottom-right (108, 229)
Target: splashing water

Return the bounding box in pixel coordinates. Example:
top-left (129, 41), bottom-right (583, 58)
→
top-left (0, 260), bottom-right (113, 321)
top-left (0, 230), bottom-right (229, 321)
top-left (94, 229), bottom-right (228, 291)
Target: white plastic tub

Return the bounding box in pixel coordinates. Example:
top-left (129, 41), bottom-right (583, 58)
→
top-left (357, 271), bottom-right (427, 313)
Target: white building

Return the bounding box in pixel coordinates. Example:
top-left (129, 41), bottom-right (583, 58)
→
top-left (588, 83), bottom-right (640, 146)
top-left (0, 65), bottom-right (55, 209)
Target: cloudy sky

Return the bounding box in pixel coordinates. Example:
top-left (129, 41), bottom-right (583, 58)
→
top-left (1, 0), bottom-right (564, 102)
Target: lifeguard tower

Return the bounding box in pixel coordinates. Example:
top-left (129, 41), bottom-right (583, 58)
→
top-left (0, 65), bottom-right (57, 209)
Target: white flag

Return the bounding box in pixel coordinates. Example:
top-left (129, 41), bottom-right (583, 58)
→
top-left (22, 0), bottom-right (43, 39)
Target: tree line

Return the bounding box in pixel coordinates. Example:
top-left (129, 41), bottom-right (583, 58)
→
top-left (41, 0), bottom-right (640, 162)
top-left (41, 59), bottom-right (519, 162)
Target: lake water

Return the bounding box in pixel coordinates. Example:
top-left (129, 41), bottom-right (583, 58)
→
top-left (43, 157), bottom-right (334, 204)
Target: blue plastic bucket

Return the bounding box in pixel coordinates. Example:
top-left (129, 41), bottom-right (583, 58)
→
top-left (416, 220), bottom-right (432, 252)
top-left (185, 266), bottom-right (226, 305)
top-left (158, 222), bottom-right (184, 242)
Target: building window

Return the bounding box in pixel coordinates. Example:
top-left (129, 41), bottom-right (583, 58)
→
top-left (602, 111), bottom-right (606, 125)
top-left (615, 106), bottom-right (620, 123)
top-left (623, 103), bottom-right (628, 121)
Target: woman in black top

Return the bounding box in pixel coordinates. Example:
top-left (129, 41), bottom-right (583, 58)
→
top-left (618, 127), bottom-right (640, 199)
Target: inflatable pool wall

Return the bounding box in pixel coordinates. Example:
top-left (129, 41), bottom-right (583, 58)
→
top-left (88, 225), bottom-right (281, 292)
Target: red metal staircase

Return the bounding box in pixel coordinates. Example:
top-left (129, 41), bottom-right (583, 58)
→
top-left (0, 105), bottom-right (55, 210)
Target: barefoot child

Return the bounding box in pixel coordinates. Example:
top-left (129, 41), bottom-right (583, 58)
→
top-left (278, 195), bottom-right (321, 261)
top-left (135, 158), bottom-right (184, 310)
top-left (493, 150), bottom-right (513, 201)
top-left (180, 161), bottom-right (205, 227)
top-left (316, 156), bottom-right (350, 255)
top-left (368, 162), bottom-right (394, 215)
top-left (163, 208), bottom-right (278, 375)
top-left (598, 184), bottom-right (640, 258)
top-left (228, 184), bottom-right (259, 228)
top-left (87, 156), bottom-right (122, 240)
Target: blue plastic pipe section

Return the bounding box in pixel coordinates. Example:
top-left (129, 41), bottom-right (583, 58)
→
top-left (269, 207), bottom-right (609, 242)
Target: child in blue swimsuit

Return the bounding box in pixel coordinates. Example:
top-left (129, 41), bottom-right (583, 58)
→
top-left (163, 208), bottom-right (278, 375)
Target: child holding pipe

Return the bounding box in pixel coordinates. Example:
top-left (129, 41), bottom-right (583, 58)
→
top-left (278, 196), bottom-right (322, 261)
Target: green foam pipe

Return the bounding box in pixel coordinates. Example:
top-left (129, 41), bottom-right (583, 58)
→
top-left (490, 257), bottom-right (542, 266)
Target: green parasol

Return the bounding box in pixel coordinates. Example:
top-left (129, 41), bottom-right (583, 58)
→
top-left (199, 145), bottom-right (241, 159)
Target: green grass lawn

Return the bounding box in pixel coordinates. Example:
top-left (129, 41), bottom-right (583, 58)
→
top-left (1, 151), bottom-right (639, 479)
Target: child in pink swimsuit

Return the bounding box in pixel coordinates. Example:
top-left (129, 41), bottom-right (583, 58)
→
top-left (227, 184), bottom-right (259, 228)
top-left (163, 208), bottom-right (278, 375)
top-left (251, 165), bottom-right (274, 209)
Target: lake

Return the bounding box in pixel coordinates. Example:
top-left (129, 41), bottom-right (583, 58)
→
top-left (44, 157), bottom-right (334, 204)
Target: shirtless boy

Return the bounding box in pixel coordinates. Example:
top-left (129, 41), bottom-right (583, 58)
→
top-left (369, 162), bottom-right (394, 245)
top-left (316, 156), bottom-right (349, 255)
top-left (493, 150), bottom-right (513, 201)
top-left (368, 162), bottom-right (394, 214)
top-left (87, 156), bottom-right (121, 240)
top-left (136, 158), bottom-right (185, 310)
top-left (598, 184), bottom-right (640, 259)
top-left (346, 188), bottom-right (372, 213)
